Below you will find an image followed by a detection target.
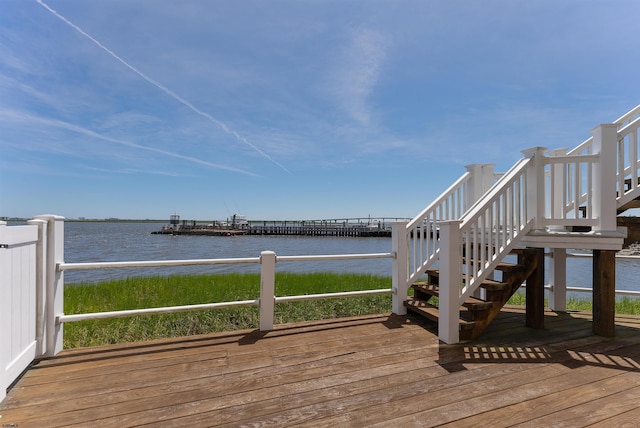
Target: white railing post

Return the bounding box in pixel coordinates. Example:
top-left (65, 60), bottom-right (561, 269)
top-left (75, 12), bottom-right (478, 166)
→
top-left (522, 147), bottom-right (548, 230)
top-left (259, 251), bottom-right (276, 331)
top-left (465, 164), bottom-right (496, 209)
top-left (438, 220), bottom-right (462, 344)
top-left (591, 124), bottom-right (619, 232)
top-left (27, 218), bottom-right (48, 356)
top-left (548, 248), bottom-right (567, 311)
top-left (34, 215), bottom-right (64, 356)
top-left (391, 221), bottom-right (409, 315)
top-left (0, 221), bottom-right (7, 402)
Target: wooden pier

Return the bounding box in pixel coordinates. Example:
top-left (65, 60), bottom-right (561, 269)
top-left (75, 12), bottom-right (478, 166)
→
top-left (245, 221), bottom-right (393, 237)
top-left (152, 218), bottom-right (410, 238)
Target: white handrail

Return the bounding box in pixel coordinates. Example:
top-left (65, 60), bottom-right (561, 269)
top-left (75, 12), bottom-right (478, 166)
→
top-left (58, 257), bottom-right (260, 270)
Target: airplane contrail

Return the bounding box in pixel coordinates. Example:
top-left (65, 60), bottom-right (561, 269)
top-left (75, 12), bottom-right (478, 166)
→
top-left (36, 0), bottom-right (291, 174)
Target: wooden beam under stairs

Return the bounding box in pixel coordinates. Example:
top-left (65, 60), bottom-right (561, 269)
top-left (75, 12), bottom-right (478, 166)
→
top-left (404, 247), bottom-right (540, 340)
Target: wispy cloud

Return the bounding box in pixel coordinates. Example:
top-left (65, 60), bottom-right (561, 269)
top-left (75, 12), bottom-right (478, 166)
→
top-left (331, 28), bottom-right (388, 126)
top-left (35, 0), bottom-right (290, 174)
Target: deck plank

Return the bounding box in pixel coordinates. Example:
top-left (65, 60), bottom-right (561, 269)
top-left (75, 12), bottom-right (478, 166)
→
top-left (2, 308), bottom-right (640, 427)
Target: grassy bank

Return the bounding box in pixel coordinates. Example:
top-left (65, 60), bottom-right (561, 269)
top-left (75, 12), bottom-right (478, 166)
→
top-left (64, 273), bottom-right (640, 349)
top-left (64, 273), bottom-right (392, 348)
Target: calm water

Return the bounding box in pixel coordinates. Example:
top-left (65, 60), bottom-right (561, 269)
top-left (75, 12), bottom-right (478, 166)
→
top-left (62, 222), bottom-right (640, 296)
top-left (64, 221), bottom-right (394, 283)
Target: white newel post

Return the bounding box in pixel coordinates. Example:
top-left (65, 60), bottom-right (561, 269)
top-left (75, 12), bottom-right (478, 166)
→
top-left (549, 248), bottom-right (567, 312)
top-left (259, 251), bottom-right (276, 331)
top-left (522, 147), bottom-right (548, 231)
top-left (27, 218), bottom-right (48, 356)
top-left (439, 220), bottom-right (462, 344)
top-left (391, 221), bottom-right (408, 315)
top-left (465, 164), bottom-right (496, 210)
top-left (591, 124), bottom-right (619, 232)
top-left (34, 215), bottom-right (64, 357)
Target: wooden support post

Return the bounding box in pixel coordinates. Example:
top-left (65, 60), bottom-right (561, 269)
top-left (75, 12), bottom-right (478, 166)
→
top-left (525, 247), bottom-right (545, 329)
top-left (593, 249), bottom-right (616, 337)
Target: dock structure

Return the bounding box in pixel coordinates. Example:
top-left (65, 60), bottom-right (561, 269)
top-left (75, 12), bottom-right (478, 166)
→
top-left (245, 218), bottom-right (407, 237)
top-left (152, 217), bottom-right (410, 238)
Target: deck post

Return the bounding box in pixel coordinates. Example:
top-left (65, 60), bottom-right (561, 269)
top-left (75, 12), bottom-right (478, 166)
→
top-left (548, 248), bottom-right (567, 312)
top-left (522, 147), bottom-right (548, 231)
top-left (439, 220), bottom-right (462, 344)
top-left (391, 221), bottom-right (409, 315)
top-left (34, 215), bottom-right (65, 357)
top-left (259, 251), bottom-right (276, 331)
top-left (591, 124), bottom-right (619, 232)
top-left (593, 249), bottom-right (616, 337)
top-left (525, 247), bottom-right (545, 329)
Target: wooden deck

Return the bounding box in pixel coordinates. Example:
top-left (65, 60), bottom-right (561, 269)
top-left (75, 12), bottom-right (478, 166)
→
top-left (2, 306), bottom-right (640, 427)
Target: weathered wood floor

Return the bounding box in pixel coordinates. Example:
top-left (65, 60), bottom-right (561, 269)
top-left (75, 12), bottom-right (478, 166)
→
top-left (2, 306), bottom-right (640, 427)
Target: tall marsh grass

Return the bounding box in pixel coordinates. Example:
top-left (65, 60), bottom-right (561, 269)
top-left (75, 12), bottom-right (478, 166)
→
top-left (64, 273), bottom-right (392, 348)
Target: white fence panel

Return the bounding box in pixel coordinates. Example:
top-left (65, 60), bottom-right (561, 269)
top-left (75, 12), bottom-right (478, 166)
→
top-left (0, 222), bottom-right (39, 402)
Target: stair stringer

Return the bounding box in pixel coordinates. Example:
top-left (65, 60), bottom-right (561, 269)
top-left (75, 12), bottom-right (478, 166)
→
top-left (464, 247), bottom-right (540, 340)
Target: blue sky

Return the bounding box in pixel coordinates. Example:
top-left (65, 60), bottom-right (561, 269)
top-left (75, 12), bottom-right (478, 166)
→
top-left (1, 0), bottom-right (639, 221)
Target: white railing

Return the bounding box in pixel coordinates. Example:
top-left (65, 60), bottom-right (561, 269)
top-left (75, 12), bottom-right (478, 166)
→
top-left (437, 157), bottom-right (535, 343)
top-left (567, 105), bottom-right (640, 214)
top-left (405, 164), bottom-right (497, 286)
top-left (545, 151), bottom-right (599, 226)
top-left (56, 251), bottom-right (394, 330)
top-left (616, 115), bottom-right (640, 208)
top-left (461, 158), bottom-right (535, 301)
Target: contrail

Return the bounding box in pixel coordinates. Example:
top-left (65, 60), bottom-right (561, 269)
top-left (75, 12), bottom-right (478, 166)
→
top-left (36, 0), bottom-right (291, 174)
top-left (1, 108), bottom-right (258, 176)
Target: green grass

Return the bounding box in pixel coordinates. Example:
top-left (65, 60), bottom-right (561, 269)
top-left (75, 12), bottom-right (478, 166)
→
top-left (64, 273), bottom-right (392, 348)
top-left (508, 292), bottom-right (640, 314)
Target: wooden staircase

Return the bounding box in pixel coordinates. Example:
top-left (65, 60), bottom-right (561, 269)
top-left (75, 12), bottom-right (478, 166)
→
top-left (404, 247), bottom-right (540, 340)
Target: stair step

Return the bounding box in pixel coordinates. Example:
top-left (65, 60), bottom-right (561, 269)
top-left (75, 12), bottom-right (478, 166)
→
top-left (425, 269), bottom-right (509, 291)
top-left (411, 283), bottom-right (493, 311)
top-left (404, 298), bottom-right (475, 330)
top-left (462, 259), bottom-right (523, 273)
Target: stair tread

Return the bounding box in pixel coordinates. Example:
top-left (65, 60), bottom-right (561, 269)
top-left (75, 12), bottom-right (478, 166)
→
top-left (425, 269), bottom-right (509, 290)
top-left (411, 283), bottom-right (493, 310)
top-left (405, 298), bottom-right (475, 329)
top-left (462, 258), bottom-right (522, 272)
